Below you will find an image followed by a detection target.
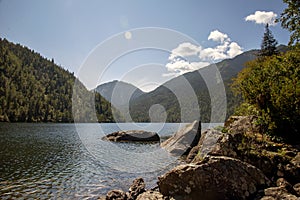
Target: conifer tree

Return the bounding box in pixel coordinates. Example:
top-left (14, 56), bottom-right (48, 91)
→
top-left (277, 0), bottom-right (300, 45)
top-left (260, 24), bottom-right (278, 57)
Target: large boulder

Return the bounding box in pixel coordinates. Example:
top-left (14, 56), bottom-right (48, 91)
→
top-left (187, 127), bottom-right (243, 163)
top-left (158, 156), bottom-right (270, 200)
top-left (187, 116), bottom-right (299, 186)
top-left (225, 115), bottom-right (261, 134)
top-left (102, 130), bottom-right (160, 143)
top-left (186, 129), bottom-right (231, 163)
top-left (161, 120), bottom-right (201, 156)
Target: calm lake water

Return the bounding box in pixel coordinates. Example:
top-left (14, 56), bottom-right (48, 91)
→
top-left (0, 123), bottom-right (219, 199)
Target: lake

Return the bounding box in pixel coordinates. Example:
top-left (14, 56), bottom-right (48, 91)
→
top-left (0, 123), bottom-right (219, 199)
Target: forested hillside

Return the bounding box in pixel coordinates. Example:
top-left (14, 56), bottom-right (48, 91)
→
top-left (128, 49), bottom-right (258, 122)
top-left (0, 38), bottom-right (116, 122)
top-left (128, 45), bottom-right (288, 123)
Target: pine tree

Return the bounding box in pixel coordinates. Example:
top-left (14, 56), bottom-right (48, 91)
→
top-left (260, 24), bottom-right (278, 57)
top-left (277, 0), bottom-right (300, 46)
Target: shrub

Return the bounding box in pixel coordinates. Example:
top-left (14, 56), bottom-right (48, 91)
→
top-left (232, 48), bottom-right (300, 143)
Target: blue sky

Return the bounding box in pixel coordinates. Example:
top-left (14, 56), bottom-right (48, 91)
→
top-left (0, 0), bottom-right (290, 91)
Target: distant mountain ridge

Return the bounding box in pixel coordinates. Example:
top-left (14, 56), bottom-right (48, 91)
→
top-left (93, 48), bottom-right (260, 122)
top-left (127, 45), bottom-right (288, 122)
top-left (94, 80), bottom-right (144, 107)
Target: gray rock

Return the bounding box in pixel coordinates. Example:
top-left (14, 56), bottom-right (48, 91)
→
top-left (161, 120), bottom-right (201, 156)
top-left (102, 130), bottom-right (160, 143)
top-left (106, 189), bottom-right (127, 200)
top-left (291, 152), bottom-right (300, 168)
top-left (136, 191), bottom-right (173, 200)
top-left (128, 178), bottom-right (146, 200)
top-left (263, 186), bottom-right (299, 200)
top-left (260, 196), bottom-right (276, 200)
top-left (158, 156), bottom-right (270, 200)
top-left (225, 115), bottom-right (261, 134)
top-left (293, 183), bottom-right (300, 196)
top-left (276, 178), bottom-right (293, 191)
top-left (186, 129), bottom-right (230, 163)
top-left (284, 152), bottom-right (300, 184)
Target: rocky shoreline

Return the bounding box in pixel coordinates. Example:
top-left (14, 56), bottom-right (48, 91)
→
top-left (101, 116), bottom-right (300, 200)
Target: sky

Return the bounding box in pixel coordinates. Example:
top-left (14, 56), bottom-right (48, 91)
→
top-left (0, 0), bottom-right (290, 91)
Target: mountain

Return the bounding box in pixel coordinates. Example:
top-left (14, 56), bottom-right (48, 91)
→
top-left (128, 46), bottom-right (289, 123)
top-left (0, 38), bottom-right (117, 122)
top-left (94, 80), bottom-right (144, 107)
top-left (128, 49), bottom-right (260, 123)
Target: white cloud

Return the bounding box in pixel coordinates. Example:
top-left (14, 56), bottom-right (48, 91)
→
top-left (169, 42), bottom-right (201, 60)
top-left (164, 30), bottom-right (243, 77)
top-left (190, 61), bottom-right (211, 69)
top-left (199, 34), bottom-right (242, 61)
top-left (245, 11), bottom-right (277, 26)
top-left (165, 59), bottom-right (210, 76)
top-left (199, 47), bottom-right (228, 60)
top-left (208, 30), bottom-right (229, 43)
top-left (227, 42), bottom-right (243, 58)
top-left (166, 59), bottom-right (190, 72)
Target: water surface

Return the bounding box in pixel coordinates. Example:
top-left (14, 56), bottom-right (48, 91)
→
top-left (0, 122), bottom-right (220, 199)
top-left (0, 123), bottom-right (184, 199)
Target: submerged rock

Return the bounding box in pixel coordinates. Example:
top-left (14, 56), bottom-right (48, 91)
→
top-left (102, 130), bottom-right (160, 143)
top-left (161, 120), bottom-right (201, 156)
top-left (158, 156), bottom-right (270, 200)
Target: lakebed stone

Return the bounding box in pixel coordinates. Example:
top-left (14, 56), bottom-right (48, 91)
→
top-left (102, 130), bottom-right (160, 143)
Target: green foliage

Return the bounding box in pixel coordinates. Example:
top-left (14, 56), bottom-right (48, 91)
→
top-left (277, 0), bottom-right (300, 45)
top-left (260, 24), bottom-right (278, 57)
top-left (233, 102), bottom-right (260, 116)
top-left (232, 48), bottom-right (300, 142)
top-left (0, 38), bottom-right (116, 123)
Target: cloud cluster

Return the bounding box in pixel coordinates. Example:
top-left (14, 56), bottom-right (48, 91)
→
top-left (245, 11), bottom-right (277, 26)
top-left (165, 30), bottom-right (243, 76)
top-left (208, 30), bottom-right (229, 43)
top-left (168, 43), bottom-right (201, 60)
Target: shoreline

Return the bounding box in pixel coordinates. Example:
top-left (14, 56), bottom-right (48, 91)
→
top-left (101, 116), bottom-right (300, 200)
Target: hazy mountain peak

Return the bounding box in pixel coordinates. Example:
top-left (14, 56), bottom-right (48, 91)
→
top-left (95, 80), bottom-right (144, 107)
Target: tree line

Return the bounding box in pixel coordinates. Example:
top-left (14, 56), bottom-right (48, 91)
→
top-left (0, 38), bottom-right (119, 122)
